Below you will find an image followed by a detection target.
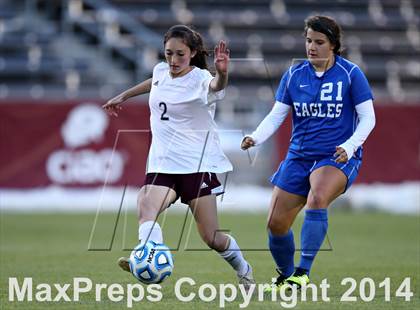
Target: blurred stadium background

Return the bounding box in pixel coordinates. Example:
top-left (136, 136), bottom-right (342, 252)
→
top-left (0, 0), bottom-right (418, 213)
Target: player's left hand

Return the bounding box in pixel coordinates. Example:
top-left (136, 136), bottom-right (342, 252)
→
top-left (241, 136), bottom-right (255, 150)
top-left (334, 146), bottom-right (348, 163)
top-left (214, 40), bottom-right (230, 75)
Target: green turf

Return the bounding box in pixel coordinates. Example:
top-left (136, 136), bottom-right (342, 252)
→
top-left (0, 210), bottom-right (418, 309)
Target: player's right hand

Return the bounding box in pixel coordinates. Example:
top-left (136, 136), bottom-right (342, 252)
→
top-left (102, 94), bottom-right (125, 117)
top-left (241, 136), bottom-right (255, 150)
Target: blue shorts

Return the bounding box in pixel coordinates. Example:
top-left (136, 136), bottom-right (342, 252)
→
top-left (270, 155), bottom-right (362, 197)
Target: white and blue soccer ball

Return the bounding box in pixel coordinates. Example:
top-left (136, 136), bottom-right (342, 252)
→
top-left (129, 241), bottom-right (174, 284)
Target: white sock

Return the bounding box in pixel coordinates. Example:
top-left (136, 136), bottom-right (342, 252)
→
top-left (138, 221), bottom-right (163, 244)
top-left (219, 235), bottom-right (249, 277)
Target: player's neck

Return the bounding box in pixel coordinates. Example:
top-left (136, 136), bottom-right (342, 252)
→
top-left (169, 66), bottom-right (194, 78)
top-left (312, 55), bottom-right (335, 72)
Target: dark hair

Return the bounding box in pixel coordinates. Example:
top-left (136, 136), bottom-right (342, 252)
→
top-left (163, 25), bottom-right (209, 69)
top-left (304, 15), bottom-right (342, 55)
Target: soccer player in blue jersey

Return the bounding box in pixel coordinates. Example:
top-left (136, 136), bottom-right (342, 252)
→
top-left (241, 15), bottom-right (376, 290)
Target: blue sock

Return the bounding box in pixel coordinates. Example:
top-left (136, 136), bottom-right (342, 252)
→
top-left (299, 209), bottom-right (328, 275)
top-left (268, 230), bottom-right (295, 277)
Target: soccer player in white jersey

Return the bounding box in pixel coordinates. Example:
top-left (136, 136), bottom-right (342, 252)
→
top-left (241, 16), bottom-right (376, 290)
top-left (103, 25), bottom-right (254, 287)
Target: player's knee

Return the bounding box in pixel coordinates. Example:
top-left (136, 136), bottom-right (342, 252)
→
top-left (267, 217), bottom-right (290, 235)
top-left (307, 192), bottom-right (328, 209)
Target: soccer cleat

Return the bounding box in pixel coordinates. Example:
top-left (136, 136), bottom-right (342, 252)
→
top-left (238, 263), bottom-right (256, 291)
top-left (285, 268), bottom-right (310, 288)
top-left (117, 257), bottom-right (131, 272)
top-left (263, 268), bottom-right (289, 293)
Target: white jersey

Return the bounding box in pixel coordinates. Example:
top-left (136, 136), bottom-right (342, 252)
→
top-left (146, 62), bottom-right (233, 174)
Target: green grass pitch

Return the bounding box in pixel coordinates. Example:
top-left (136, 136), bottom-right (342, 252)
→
top-left (0, 210), bottom-right (418, 309)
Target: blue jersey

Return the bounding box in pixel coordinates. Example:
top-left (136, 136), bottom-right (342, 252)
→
top-left (275, 55), bottom-right (373, 159)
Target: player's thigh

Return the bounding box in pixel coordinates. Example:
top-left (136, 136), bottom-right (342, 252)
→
top-left (189, 195), bottom-right (228, 249)
top-left (267, 186), bottom-right (307, 234)
top-left (138, 185), bottom-right (177, 221)
top-left (308, 165), bottom-right (347, 209)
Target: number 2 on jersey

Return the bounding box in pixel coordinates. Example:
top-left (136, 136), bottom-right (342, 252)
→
top-left (159, 102), bottom-right (169, 121)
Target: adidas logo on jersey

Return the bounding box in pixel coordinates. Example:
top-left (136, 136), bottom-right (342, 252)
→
top-left (200, 182), bottom-right (208, 189)
top-left (153, 80), bottom-right (159, 86)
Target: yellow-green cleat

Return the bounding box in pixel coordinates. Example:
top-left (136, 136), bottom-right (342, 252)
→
top-left (264, 268), bottom-right (310, 293)
top-left (263, 269), bottom-right (289, 294)
top-left (286, 273), bottom-right (310, 288)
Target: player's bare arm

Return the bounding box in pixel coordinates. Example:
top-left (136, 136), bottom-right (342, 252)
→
top-left (210, 40), bottom-right (229, 92)
top-left (102, 78), bottom-right (152, 117)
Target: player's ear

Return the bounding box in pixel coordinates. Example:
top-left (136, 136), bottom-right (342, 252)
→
top-left (190, 50), bottom-right (197, 58)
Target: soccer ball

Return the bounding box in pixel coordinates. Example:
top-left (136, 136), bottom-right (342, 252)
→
top-left (129, 240), bottom-right (174, 284)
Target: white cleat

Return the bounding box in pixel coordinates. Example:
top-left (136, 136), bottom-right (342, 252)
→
top-left (238, 263), bottom-right (256, 291)
top-left (117, 257), bottom-right (131, 272)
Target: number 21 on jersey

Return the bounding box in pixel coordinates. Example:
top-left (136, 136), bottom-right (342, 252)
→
top-left (320, 81), bottom-right (343, 101)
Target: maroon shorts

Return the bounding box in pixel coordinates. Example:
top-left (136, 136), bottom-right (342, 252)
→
top-left (144, 172), bottom-right (224, 204)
